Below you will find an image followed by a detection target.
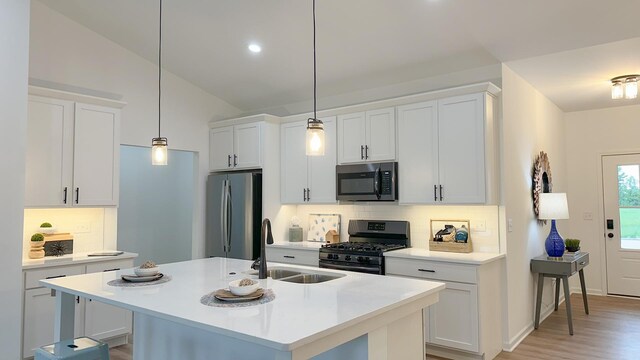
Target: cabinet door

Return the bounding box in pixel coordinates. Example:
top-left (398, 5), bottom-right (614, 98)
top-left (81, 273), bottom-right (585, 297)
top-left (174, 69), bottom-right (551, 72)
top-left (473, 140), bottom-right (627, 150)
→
top-left (337, 112), bottom-right (366, 164)
top-left (25, 96), bottom-right (74, 207)
top-left (234, 123), bottom-right (262, 169)
top-left (428, 282), bottom-right (479, 353)
top-left (437, 94), bottom-right (486, 204)
top-left (397, 101), bottom-right (439, 204)
top-left (209, 126), bottom-right (234, 171)
top-left (308, 116), bottom-right (337, 203)
top-left (73, 103), bottom-right (120, 206)
top-left (365, 108), bottom-right (396, 161)
top-left (23, 288), bottom-right (83, 358)
top-left (280, 121), bottom-right (308, 204)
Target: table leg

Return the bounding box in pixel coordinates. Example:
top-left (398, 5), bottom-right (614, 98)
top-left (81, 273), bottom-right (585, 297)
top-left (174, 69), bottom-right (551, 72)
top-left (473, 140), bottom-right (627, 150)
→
top-left (534, 273), bottom-right (544, 329)
top-left (554, 277), bottom-right (560, 311)
top-left (562, 276), bottom-right (573, 335)
top-left (54, 291), bottom-right (75, 342)
top-left (579, 269), bottom-right (589, 314)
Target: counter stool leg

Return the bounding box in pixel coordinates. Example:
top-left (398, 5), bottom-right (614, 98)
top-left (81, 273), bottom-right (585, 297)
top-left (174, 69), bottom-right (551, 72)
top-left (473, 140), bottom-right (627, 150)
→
top-left (554, 277), bottom-right (560, 311)
top-left (534, 273), bottom-right (544, 329)
top-left (579, 269), bottom-right (589, 314)
top-left (562, 275), bottom-right (573, 335)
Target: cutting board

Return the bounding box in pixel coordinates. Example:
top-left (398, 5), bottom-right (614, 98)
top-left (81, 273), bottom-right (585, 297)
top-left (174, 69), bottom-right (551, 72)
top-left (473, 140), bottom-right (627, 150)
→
top-left (307, 214), bottom-right (340, 242)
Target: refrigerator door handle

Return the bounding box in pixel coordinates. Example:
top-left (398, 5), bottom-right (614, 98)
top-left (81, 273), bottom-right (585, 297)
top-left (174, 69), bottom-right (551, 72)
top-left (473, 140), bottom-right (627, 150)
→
top-left (220, 180), bottom-right (228, 252)
top-left (226, 182), bottom-right (233, 253)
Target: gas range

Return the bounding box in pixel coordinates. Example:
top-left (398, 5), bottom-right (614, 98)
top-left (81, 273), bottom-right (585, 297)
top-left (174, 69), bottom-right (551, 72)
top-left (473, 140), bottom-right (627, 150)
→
top-left (319, 220), bottom-right (410, 275)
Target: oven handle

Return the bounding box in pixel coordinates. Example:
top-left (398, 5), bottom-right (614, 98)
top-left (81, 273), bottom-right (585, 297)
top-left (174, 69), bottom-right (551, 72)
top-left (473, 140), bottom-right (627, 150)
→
top-left (319, 262), bottom-right (381, 274)
top-left (374, 167), bottom-right (381, 200)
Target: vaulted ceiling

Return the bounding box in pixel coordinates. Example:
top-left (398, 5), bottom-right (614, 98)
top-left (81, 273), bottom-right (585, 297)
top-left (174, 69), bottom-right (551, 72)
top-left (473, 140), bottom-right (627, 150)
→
top-left (36, 0), bottom-right (640, 115)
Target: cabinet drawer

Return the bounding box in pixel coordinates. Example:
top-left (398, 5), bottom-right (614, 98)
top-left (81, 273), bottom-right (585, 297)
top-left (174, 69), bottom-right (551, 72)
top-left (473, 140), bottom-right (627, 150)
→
top-left (266, 247), bottom-right (319, 267)
top-left (86, 259), bottom-right (134, 274)
top-left (385, 258), bottom-right (477, 284)
top-left (24, 265), bottom-right (84, 289)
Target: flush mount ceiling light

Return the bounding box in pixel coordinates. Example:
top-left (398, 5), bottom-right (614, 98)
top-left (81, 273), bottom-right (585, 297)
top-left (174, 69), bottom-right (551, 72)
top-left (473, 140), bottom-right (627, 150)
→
top-left (248, 43), bottom-right (262, 53)
top-left (152, 0), bottom-right (168, 166)
top-left (611, 75), bottom-right (639, 100)
top-left (306, 0), bottom-right (325, 156)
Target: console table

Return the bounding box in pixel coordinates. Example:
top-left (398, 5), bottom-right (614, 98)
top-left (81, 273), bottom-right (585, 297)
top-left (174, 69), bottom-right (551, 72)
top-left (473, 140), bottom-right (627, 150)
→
top-left (530, 252), bottom-right (589, 335)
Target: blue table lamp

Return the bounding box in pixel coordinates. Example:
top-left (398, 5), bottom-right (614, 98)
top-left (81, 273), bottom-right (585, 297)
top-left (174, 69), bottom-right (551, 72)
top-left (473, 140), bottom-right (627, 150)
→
top-left (538, 193), bottom-right (570, 257)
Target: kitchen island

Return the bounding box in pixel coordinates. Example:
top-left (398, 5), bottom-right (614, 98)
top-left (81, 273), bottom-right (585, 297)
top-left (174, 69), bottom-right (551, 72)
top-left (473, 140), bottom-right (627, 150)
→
top-left (40, 257), bottom-right (444, 360)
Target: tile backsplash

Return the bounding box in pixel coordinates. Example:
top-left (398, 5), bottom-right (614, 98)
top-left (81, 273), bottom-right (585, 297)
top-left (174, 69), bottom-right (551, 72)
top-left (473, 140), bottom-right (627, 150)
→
top-left (291, 204), bottom-right (501, 253)
top-left (23, 208), bottom-right (107, 259)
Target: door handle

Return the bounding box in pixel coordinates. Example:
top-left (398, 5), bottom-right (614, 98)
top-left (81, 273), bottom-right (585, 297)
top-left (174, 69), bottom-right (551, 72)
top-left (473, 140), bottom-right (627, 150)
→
top-left (434, 185), bottom-right (437, 202)
top-left (608, 233), bottom-right (614, 238)
top-left (63, 187), bottom-right (68, 204)
top-left (228, 155), bottom-right (231, 167)
top-left (303, 188), bottom-right (307, 202)
top-left (307, 188), bottom-right (311, 202)
top-left (418, 268), bottom-right (436, 273)
top-left (365, 145), bottom-right (369, 159)
top-left (220, 180), bottom-right (227, 252)
top-left (374, 168), bottom-right (381, 200)
top-left (283, 255), bottom-right (295, 259)
top-left (227, 183), bottom-right (232, 252)
top-left (75, 187), bottom-right (79, 204)
top-left (439, 185), bottom-right (443, 201)
top-left (233, 154), bottom-right (238, 167)
top-left (360, 145), bottom-right (364, 160)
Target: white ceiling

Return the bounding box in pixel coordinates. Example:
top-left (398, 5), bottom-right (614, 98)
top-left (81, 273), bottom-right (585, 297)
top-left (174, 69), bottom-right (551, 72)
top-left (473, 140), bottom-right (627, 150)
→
top-left (36, 0), bottom-right (640, 115)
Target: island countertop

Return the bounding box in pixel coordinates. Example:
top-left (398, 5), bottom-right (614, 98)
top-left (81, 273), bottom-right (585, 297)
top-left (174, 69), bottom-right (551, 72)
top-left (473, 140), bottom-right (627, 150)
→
top-left (40, 257), bottom-right (444, 353)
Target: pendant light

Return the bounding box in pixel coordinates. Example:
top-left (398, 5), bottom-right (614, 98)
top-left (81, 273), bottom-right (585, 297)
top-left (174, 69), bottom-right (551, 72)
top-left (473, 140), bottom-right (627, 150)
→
top-left (152, 0), bottom-right (168, 165)
top-left (306, 0), bottom-right (325, 156)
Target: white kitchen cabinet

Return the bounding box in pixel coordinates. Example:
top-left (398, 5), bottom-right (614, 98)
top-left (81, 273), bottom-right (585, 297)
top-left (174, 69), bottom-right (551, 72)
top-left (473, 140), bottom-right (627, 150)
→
top-left (209, 122), bottom-right (262, 171)
top-left (22, 257), bottom-right (135, 359)
top-left (385, 254), bottom-right (502, 360)
top-left (266, 246), bottom-right (319, 267)
top-left (25, 95), bottom-right (121, 207)
top-left (337, 107), bottom-right (395, 164)
top-left (281, 117), bottom-right (336, 204)
top-left (397, 92), bottom-right (493, 204)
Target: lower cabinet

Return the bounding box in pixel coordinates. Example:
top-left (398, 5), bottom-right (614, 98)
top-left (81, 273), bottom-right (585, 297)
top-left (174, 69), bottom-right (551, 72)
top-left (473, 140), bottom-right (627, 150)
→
top-left (386, 256), bottom-right (502, 360)
top-left (22, 258), bottom-right (134, 359)
top-left (266, 246), bottom-right (319, 267)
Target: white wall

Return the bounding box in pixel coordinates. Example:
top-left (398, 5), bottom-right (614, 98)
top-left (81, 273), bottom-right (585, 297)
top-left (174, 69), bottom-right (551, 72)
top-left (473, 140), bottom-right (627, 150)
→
top-left (0, 0), bottom-right (29, 357)
top-left (500, 64), bottom-right (567, 349)
top-left (29, 1), bottom-right (241, 258)
top-left (565, 104), bottom-right (640, 295)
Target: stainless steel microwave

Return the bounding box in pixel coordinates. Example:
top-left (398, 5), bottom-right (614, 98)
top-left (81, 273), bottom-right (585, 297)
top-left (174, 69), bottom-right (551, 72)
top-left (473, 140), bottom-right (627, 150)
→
top-left (336, 162), bottom-right (398, 201)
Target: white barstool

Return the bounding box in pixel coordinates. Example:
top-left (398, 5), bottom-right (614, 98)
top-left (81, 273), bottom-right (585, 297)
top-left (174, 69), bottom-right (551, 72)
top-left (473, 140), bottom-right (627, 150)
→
top-left (35, 337), bottom-right (110, 360)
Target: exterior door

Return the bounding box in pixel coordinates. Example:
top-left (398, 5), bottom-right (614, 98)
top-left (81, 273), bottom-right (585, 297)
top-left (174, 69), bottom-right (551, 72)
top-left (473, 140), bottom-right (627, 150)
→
top-left (603, 154), bottom-right (640, 296)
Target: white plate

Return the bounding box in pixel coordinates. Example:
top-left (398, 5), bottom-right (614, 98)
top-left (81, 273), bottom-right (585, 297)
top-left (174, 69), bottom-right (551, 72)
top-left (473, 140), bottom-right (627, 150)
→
top-left (121, 273), bottom-right (163, 282)
top-left (214, 290), bottom-right (264, 302)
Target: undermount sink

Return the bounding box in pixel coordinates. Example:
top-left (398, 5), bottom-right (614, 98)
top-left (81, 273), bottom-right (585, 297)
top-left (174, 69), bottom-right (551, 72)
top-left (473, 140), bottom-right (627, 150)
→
top-left (278, 273), bottom-right (344, 284)
top-left (265, 269), bottom-right (302, 279)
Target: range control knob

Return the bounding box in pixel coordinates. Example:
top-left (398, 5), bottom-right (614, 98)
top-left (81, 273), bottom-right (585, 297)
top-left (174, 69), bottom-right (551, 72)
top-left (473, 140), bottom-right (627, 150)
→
top-left (356, 256), bottom-right (364, 262)
top-left (363, 257), bottom-right (371, 263)
top-left (345, 255), bottom-right (352, 261)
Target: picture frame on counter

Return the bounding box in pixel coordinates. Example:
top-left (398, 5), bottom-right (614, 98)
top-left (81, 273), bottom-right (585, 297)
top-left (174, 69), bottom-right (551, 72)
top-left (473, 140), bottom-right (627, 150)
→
top-left (429, 219), bottom-right (473, 253)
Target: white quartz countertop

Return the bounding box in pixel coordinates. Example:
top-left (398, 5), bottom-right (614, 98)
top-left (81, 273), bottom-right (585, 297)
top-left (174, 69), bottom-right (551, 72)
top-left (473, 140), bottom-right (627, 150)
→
top-left (267, 241), bottom-right (324, 250)
top-left (23, 252), bottom-right (138, 270)
top-left (40, 257), bottom-right (444, 351)
top-left (384, 248), bottom-right (505, 265)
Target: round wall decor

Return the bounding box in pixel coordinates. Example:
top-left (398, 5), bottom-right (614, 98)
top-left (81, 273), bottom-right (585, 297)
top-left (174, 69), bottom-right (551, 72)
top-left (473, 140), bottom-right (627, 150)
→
top-left (532, 151), bottom-right (552, 225)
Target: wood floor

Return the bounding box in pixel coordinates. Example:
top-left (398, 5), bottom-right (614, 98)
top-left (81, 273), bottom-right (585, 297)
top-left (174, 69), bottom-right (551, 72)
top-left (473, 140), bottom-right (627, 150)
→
top-left (110, 294), bottom-right (640, 360)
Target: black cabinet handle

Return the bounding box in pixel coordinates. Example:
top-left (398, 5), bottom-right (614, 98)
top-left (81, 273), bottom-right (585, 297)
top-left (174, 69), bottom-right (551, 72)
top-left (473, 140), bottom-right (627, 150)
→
top-left (228, 155), bottom-right (231, 167)
top-left (75, 187), bottom-right (79, 204)
top-left (418, 268), bottom-right (436, 273)
top-left (283, 255), bottom-right (295, 259)
top-left (439, 185), bottom-right (443, 201)
top-left (233, 154), bottom-right (238, 167)
top-left (365, 145), bottom-right (369, 159)
top-left (303, 188), bottom-right (307, 202)
top-left (307, 188), bottom-right (310, 202)
top-left (103, 268), bottom-right (120, 272)
top-left (434, 185), bottom-right (437, 201)
top-left (63, 187), bottom-right (68, 204)
top-left (46, 275), bottom-right (66, 279)
top-left (76, 296), bottom-right (80, 304)
top-left (360, 145), bottom-right (364, 160)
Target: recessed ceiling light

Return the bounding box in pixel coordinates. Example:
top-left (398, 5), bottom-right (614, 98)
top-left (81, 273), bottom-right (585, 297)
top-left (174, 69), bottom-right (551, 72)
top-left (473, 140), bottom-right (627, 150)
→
top-left (248, 43), bottom-right (262, 53)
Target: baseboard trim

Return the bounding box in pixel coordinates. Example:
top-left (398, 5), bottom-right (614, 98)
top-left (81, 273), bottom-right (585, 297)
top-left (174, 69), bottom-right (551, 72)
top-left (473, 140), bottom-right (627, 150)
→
top-left (503, 299), bottom-right (561, 352)
top-left (426, 344), bottom-right (483, 360)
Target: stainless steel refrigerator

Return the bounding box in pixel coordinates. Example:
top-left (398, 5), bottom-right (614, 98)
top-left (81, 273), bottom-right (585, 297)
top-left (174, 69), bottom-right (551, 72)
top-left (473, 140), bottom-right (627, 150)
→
top-left (206, 171), bottom-right (262, 259)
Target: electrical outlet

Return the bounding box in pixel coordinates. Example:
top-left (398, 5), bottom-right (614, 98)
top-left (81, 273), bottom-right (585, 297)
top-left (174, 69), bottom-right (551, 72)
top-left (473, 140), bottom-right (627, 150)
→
top-left (583, 212), bottom-right (593, 220)
top-left (508, 219), bottom-right (513, 232)
top-left (74, 223), bottom-right (90, 233)
top-left (472, 220), bottom-right (487, 232)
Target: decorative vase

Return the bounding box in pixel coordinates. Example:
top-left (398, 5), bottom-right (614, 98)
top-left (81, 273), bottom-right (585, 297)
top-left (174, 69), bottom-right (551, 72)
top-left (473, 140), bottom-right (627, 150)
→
top-left (545, 219), bottom-right (565, 257)
top-left (29, 241), bottom-right (45, 259)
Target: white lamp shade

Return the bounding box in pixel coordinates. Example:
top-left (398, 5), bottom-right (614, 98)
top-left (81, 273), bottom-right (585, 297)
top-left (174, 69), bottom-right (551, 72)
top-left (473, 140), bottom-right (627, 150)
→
top-left (624, 79), bottom-right (638, 99)
top-left (612, 82), bottom-right (624, 99)
top-left (538, 193), bottom-right (569, 220)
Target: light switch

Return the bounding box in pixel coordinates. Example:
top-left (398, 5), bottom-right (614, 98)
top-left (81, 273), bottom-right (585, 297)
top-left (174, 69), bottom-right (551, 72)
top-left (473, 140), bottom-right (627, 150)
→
top-left (508, 219), bottom-right (513, 232)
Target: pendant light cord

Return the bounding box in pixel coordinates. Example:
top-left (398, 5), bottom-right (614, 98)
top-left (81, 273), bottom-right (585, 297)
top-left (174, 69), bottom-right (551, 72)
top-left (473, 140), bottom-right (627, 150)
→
top-left (158, 0), bottom-right (162, 138)
top-left (313, 0), bottom-right (317, 120)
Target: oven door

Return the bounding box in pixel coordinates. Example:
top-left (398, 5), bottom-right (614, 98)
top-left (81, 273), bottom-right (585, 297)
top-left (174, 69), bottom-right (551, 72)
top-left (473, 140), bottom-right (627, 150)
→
top-left (319, 260), bottom-right (383, 275)
top-left (336, 162), bottom-right (397, 201)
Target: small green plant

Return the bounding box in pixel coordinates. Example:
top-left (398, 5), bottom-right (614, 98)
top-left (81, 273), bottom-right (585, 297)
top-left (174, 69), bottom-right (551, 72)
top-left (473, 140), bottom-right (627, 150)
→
top-left (565, 238), bottom-right (581, 251)
top-left (40, 222), bottom-right (52, 228)
top-left (31, 233), bottom-right (44, 242)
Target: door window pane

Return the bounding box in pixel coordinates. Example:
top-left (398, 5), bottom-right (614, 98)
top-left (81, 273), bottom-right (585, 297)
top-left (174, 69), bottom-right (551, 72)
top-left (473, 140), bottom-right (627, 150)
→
top-left (618, 165), bottom-right (640, 206)
top-left (618, 165), bottom-right (640, 249)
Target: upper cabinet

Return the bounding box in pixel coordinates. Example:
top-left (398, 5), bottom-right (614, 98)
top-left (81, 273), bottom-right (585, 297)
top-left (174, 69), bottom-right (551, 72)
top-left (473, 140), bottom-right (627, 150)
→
top-left (397, 92), bottom-right (497, 204)
top-left (209, 122), bottom-right (262, 171)
top-left (337, 107), bottom-right (395, 164)
top-left (25, 95), bottom-right (121, 207)
top-left (281, 117), bottom-right (337, 204)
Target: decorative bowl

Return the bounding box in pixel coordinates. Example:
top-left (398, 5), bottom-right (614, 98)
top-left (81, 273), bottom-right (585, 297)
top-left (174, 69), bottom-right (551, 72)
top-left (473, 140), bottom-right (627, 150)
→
top-left (39, 227), bottom-right (55, 235)
top-left (228, 279), bottom-right (260, 296)
top-left (134, 266), bottom-right (159, 277)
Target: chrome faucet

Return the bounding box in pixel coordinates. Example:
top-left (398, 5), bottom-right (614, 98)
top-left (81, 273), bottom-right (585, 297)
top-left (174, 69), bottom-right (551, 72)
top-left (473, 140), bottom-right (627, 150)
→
top-left (255, 218), bottom-right (273, 279)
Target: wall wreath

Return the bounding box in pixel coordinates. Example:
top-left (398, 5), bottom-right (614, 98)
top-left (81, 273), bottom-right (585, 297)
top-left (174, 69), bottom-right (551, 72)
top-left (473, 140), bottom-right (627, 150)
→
top-left (532, 151), bottom-right (552, 225)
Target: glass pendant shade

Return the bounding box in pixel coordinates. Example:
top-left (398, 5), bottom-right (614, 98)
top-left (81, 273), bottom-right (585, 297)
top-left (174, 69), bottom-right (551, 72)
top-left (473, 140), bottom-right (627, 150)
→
top-left (611, 81), bottom-right (624, 99)
top-left (152, 137), bottom-right (168, 166)
top-left (306, 119), bottom-right (325, 156)
top-left (624, 78), bottom-right (638, 99)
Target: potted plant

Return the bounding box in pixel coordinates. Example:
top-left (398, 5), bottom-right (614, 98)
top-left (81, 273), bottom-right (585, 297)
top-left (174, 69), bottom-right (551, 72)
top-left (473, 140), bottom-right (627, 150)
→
top-left (39, 222), bottom-right (55, 235)
top-left (565, 238), bottom-right (581, 253)
top-left (29, 233), bottom-right (45, 259)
